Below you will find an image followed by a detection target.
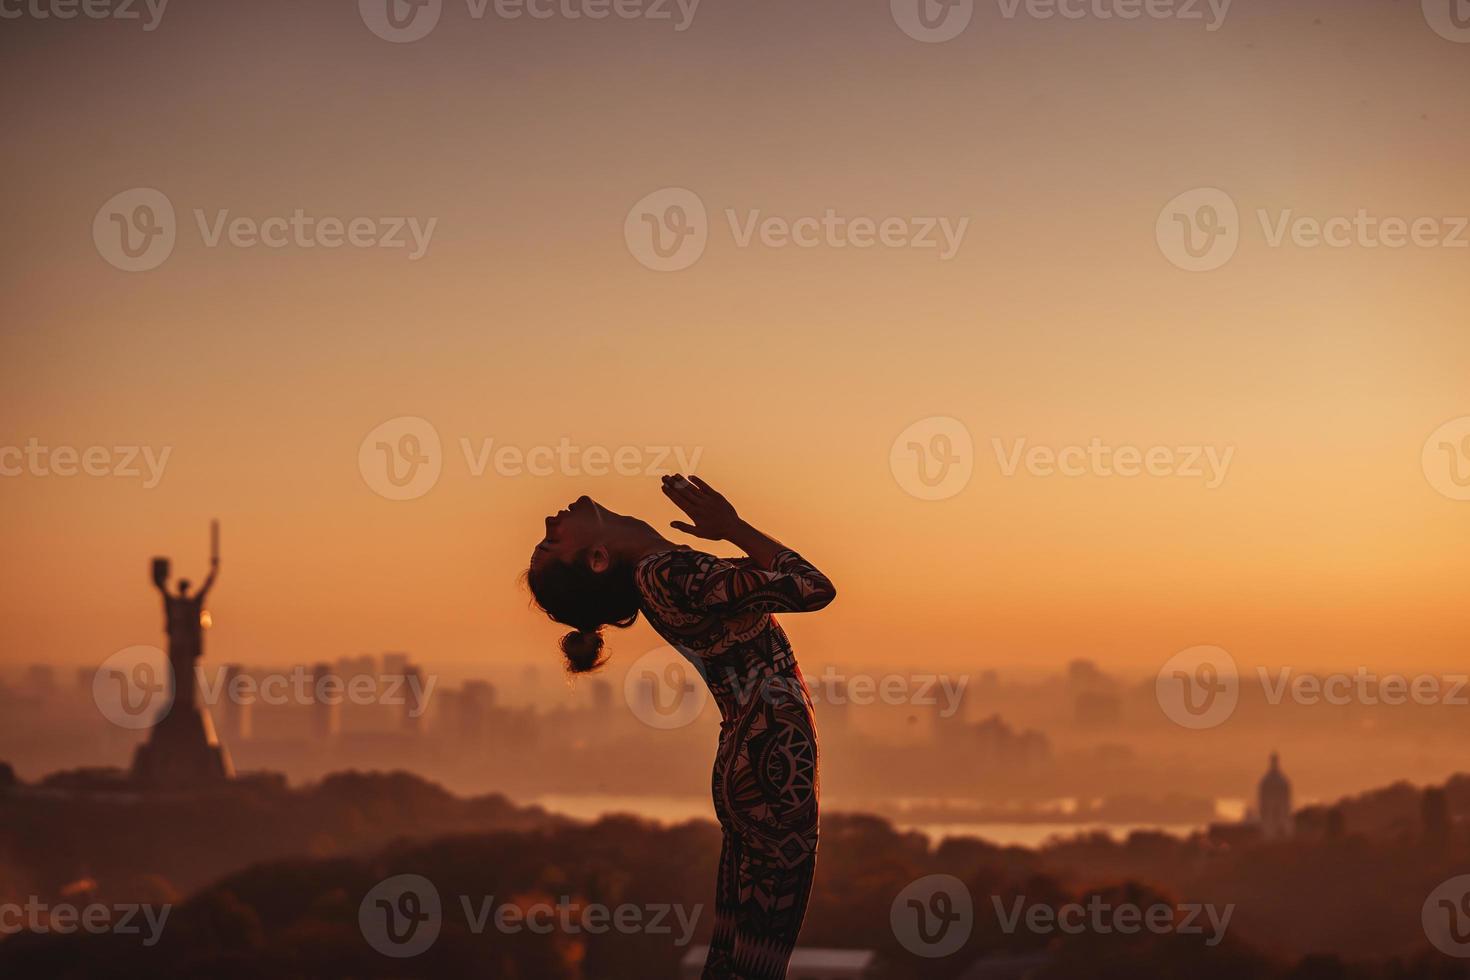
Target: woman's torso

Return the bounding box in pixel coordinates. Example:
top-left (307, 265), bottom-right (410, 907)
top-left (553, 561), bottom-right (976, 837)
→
top-left (634, 551), bottom-right (816, 729)
top-left (634, 548), bottom-right (823, 839)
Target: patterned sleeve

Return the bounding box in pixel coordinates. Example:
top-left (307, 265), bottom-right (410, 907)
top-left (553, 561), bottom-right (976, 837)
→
top-left (641, 548), bottom-right (836, 617)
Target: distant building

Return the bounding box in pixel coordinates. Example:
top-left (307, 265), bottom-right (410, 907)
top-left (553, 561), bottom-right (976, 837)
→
top-left (589, 678), bottom-right (613, 714)
top-left (311, 663), bottom-right (341, 739)
top-left (433, 680), bottom-right (496, 743)
top-left (1066, 658), bottom-right (1106, 686)
top-left (464, 680), bottom-right (496, 709)
top-left (972, 714), bottom-right (1051, 768)
top-left (1258, 752), bottom-right (1293, 840)
top-left (402, 666), bottom-right (426, 735)
top-left (680, 946), bottom-right (877, 980)
top-left (336, 655), bottom-right (376, 684)
top-left (1207, 753), bottom-right (1296, 845)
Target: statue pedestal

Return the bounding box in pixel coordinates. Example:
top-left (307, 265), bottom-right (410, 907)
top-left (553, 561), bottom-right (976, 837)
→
top-left (131, 703), bottom-right (234, 790)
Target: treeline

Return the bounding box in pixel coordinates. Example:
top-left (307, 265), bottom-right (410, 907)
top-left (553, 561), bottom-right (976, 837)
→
top-left (3, 769), bottom-right (1470, 977)
top-left (0, 768), bottom-right (566, 901)
top-left (2, 807), bottom-right (1469, 977)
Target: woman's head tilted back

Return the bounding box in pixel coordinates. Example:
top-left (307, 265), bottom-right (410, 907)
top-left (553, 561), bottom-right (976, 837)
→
top-left (527, 495), bottom-right (652, 674)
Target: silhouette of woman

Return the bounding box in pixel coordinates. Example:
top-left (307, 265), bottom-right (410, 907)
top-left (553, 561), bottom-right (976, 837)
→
top-left (528, 475), bottom-right (836, 980)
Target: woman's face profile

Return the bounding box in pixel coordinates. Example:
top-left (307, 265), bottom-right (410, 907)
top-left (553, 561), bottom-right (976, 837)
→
top-left (533, 496), bottom-right (607, 571)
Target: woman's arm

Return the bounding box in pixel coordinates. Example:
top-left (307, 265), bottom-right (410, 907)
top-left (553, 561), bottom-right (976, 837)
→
top-left (662, 474), bottom-right (779, 561)
top-left (659, 474), bottom-right (836, 613)
top-left (726, 520), bottom-right (786, 570)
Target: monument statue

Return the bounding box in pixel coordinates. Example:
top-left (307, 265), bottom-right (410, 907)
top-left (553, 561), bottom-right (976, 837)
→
top-left (131, 520), bottom-right (234, 788)
top-left (152, 520), bottom-right (219, 713)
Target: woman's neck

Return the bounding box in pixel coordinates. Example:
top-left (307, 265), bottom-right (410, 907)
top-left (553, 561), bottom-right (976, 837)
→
top-left (617, 526), bottom-right (678, 563)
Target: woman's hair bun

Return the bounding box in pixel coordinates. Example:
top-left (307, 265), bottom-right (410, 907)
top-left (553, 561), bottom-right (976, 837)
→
top-left (560, 628), bottom-right (608, 674)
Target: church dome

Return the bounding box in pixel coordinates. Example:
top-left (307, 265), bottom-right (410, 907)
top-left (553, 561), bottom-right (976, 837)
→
top-left (1259, 752), bottom-right (1291, 795)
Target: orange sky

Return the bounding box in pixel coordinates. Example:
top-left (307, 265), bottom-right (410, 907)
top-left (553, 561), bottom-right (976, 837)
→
top-left (1, 0), bottom-right (1467, 678)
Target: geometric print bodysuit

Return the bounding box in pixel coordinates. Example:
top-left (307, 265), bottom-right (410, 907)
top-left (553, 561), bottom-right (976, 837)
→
top-left (634, 547), bottom-right (837, 980)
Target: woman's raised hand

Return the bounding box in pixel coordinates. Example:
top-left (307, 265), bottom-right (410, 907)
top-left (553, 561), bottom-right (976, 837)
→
top-left (662, 474), bottom-right (742, 541)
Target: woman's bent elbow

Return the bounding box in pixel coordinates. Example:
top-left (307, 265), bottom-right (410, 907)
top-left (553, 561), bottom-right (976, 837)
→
top-left (807, 580), bottom-right (836, 610)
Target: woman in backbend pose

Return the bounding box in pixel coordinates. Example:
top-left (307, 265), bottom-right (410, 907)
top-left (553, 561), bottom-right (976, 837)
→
top-left (527, 475), bottom-right (836, 980)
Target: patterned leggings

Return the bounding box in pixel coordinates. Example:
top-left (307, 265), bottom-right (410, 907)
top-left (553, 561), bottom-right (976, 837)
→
top-left (702, 826), bottom-right (818, 979)
top-left (701, 692), bottom-right (819, 979)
